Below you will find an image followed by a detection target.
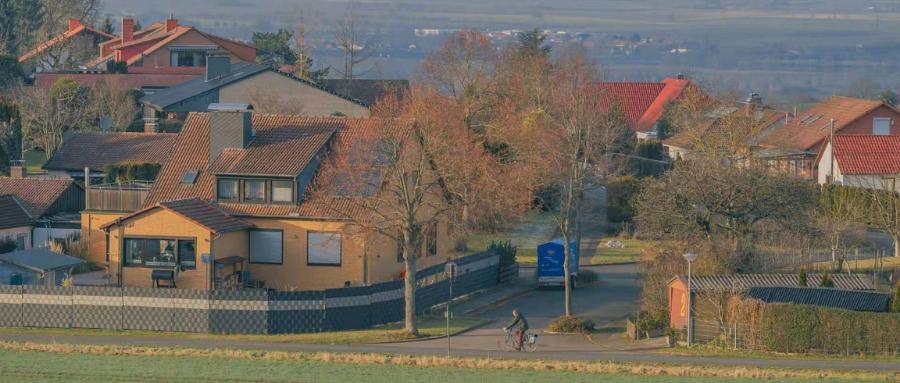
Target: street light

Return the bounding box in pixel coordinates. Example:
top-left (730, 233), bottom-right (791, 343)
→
top-left (444, 261), bottom-right (457, 357)
top-left (682, 252), bottom-right (698, 346)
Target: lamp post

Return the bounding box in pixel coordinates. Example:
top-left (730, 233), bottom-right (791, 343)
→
top-left (683, 252), bottom-right (698, 346)
top-left (444, 262), bottom-right (457, 357)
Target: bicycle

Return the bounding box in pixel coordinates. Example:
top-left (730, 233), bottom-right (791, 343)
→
top-left (502, 328), bottom-right (538, 352)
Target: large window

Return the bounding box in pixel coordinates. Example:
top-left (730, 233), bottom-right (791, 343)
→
top-left (271, 180), bottom-right (293, 203)
top-left (124, 238), bottom-right (196, 269)
top-left (308, 232), bottom-right (341, 266)
top-left (217, 179), bottom-right (239, 201)
top-left (244, 179), bottom-right (266, 202)
top-left (249, 230), bottom-right (283, 264)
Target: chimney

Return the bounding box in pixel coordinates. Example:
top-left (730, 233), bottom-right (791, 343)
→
top-left (744, 92), bottom-right (762, 115)
top-left (205, 53), bottom-right (231, 81)
top-left (165, 16), bottom-right (178, 33)
top-left (68, 19), bottom-right (83, 31)
top-left (676, 73), bottom-right (685, 80)
top-left (121, 17), bottom-right (134, 44)
top-left (8, 160), bottom-right (26, 179)
top-left (208, 104), bottom-right (254, 165)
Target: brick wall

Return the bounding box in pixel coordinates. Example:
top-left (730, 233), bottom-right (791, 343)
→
top-left (0, 252), bottom-right (499, 334)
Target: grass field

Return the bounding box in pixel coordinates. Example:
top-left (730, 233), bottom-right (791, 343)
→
top-left (0, 315), bottom-right (486, 345)
top-left (0, 343), bottom-right (889, 383)
top-left (661, 345), bottom-right (900, 362)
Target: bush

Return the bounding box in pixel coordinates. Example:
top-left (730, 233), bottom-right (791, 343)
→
top-left (733, 300), bottom-right (900, 354)
top-left (488, 240), bottom-right (517, 266)
top-left (629, 310), bottom-right (667, 332)
top-left (606, 176), bottom-right (640, 223)
top-left (893, 284), bottom-right (900, 313)
top-left (632, 141), bottom-right (669, 177)
top-left (820, 272), bottom-right (834, 288)
top-left (103, 162), bottom-right (162, 183)
top-left (547, 315), bottom-right (595, 334)
top-left (798, 268), bottom-right (807, 287)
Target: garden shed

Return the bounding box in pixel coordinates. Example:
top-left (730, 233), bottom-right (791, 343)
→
top-left (0, 248), bottom-right (85, 286)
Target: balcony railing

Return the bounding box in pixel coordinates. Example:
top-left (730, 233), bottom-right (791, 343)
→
top-left (86, 181), bottom-right (152, 212)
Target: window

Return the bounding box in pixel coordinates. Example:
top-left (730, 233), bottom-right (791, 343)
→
top-left (217, 179), bottom-right (239, 200)
top-left (181, 170), bottom-right (199, 184)
top-left (243, 179), bottom-right (266, 202)
top-left (424, 222), bottom-right (438, 257)
top-left (124, 238), bottom-right (196, 268)
top-left (308, 232), bottom-right (341, 266)
top-left (271, 180), bottom-right (293, 203)
top-left (874, 118), bottom-right (891, 135)
top-left (171, 51), bottom-right (206, 67)
top-left (249, 230), bottom-right (282, 264)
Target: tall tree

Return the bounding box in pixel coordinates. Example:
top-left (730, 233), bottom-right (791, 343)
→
top-left (816, 185), bottom-right (866, 267)
top-left (291, 18), bottom-right (329, 82)
top-left (314, 89), bottom-right (485, 335)
top-left (517, 28), bottom-right (551, 59)
top-left (542, 50), bottom-right (627, 315)
top-left (0, 0), bottom-right (45, 55)
top-left (99, 15), bottom-right (114, 35)
top-left (864, 180), bottom-right (900, 258)
top-left (332, 8), bottom-right (378, 98)
top-left (252, 29), bottom-right (297, 69)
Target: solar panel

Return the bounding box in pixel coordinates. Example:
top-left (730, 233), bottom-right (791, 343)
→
top-left (181, 170), bottom-right (199, 184)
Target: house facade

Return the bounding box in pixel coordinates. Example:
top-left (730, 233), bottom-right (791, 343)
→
top-left (817, 135), bottom-right (900, 190)
top-left (140, 57), bottom-right (371, 132)
top-left (82, 109), bottom-right (449, 291)
top-left (0, 169), bottom-right (85, 248)
top-left (758, 96), bottom-right (900, 180)
top-left (88, 17), bottom-right (255, 74)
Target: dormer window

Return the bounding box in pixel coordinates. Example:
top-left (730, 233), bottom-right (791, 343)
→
top-left (215, 177), bottom-right (296, 204)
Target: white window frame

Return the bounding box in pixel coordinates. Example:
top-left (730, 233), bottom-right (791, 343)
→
top-left (873, 117), bottom-right (891, 135)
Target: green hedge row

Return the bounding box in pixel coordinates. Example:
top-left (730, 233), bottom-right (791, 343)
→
top-left (103, 162), bottom-right (161, 183)
top-left (735, 300), bottom-right (900, 354)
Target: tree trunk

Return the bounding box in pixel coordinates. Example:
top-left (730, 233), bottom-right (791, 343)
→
top-left (894, 235), bottom-right (900, 258)
top-left (562, 231), bottom-right (573, 316)
top-left (403, 238), bottom-right (418, 336)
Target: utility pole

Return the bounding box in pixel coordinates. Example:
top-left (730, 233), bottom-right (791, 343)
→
top-left (683, 253), bottom-right (698, 346)
top-left (445, 262), bottom-right (457, 358)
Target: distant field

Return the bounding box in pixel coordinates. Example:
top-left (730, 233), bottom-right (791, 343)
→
top-left (0, 347), bottom-right (879, 383)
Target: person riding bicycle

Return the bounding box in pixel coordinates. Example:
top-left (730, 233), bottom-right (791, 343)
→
top-left (504, 309), bottom-right (529, 351)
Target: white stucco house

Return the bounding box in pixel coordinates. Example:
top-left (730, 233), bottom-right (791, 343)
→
top-left (817, 135), bottom-right (900, 190)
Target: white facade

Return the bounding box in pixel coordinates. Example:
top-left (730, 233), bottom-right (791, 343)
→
top-left (817, 142), bottom-right (899, 191)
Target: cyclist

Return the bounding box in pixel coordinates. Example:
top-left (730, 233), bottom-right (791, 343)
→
top-left (504, 309), bottom-right (529, 351)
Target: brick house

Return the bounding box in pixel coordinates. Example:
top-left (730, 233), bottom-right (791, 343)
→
top-left (82, 108), bottom-right (449, 291)
top-left (757, 96), bottom-right (900, 179)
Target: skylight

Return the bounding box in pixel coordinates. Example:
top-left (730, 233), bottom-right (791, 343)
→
top-left (181, 170), bottom-right (199, 184)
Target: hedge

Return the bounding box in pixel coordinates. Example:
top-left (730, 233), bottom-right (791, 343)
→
top-left (103, 162), bottom-right (162, 183)
top-left (606, 176), bottom-right (640, 223)
top-left (733, 300), bottom-right (900, 355)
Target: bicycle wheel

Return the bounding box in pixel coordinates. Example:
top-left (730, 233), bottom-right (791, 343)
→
top-left (524, 332), bottom-right (538, 352)
top-left (501, 333), bottom-right (517, 351)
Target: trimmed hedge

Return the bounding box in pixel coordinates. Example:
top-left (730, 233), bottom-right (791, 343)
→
top-left (103, 162), bottom-right (161, 183)
top-left (734, 300), bottom-right (900, 354)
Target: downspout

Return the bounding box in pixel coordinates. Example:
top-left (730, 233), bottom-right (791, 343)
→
top-left (210, 232), bottom-right (221, 290)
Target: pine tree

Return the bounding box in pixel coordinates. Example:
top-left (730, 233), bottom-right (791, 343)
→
top-left (100, 16), bottom-right (115, 35)
top-left (798, 268), bottom-right (807, 287)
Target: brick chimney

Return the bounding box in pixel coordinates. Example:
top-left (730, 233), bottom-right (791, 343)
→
top-left (68, 19), bottom-right (83, 32)
top-left (208, 104), bottom-right (254, 165)
top-left (165, 17), bottom-right (178, 33)
top-left (9, 160), bottom-right (26, 179)
top-left (121, 17), bottom-right (135, 44)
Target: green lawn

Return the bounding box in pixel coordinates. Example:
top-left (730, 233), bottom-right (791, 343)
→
top-left (0, 348), bottom-right (873, 383)
top-left (0, 315), bottom-right (486, 345)
top-left (580, 237), bottom-right (646, 265)
top-left (661, 346), bottom-right (900, 362)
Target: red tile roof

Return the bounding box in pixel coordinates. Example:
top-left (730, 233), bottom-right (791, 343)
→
top-left (830, 135), bottom-right (900, 175)
top-left (597, 77), bottom-right (693, 132)
top-left (144, 113), bottom-right (392, 218)
top-left (0, 177), bottom-right (83, 217)
top-left (0, 195), bottom-right (34, 229)
top-left (760, 96), bottom-right (894, 151)
top-left (101, 198), bottom-right (253, 233)
top-left (209, 127), bottom-right (335, 177)
top-left (44, 132), bottom-right (178, 172)
top-left (34, 72), bottom-right (196, 91)
top-left (18, 24), bottom-right (115, 63)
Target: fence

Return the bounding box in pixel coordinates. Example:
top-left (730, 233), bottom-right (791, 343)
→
top-left (0, 252), bottom-right (500, 334)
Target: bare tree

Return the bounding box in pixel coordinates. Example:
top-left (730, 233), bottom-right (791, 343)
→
top-left (15, 84), bottom-right (90, 157)
top-left (85, 80), bottom-right (138, 130)
top-left (816, 184), bottom-right (866, 267)
top-left (332, 8), bottom-right (378, 98)
top-left (864, 177), bottom-right (900, 257)
top-left (314, 89), bottom-right (491, 335)
top-left (542, 50), bottom-right (627, 315)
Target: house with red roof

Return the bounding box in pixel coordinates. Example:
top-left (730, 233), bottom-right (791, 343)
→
top-left (757, 96), bottom-right (900, 179)
top-left (817, 135), bottom-right (900, 190)
top-left (597, 76), bottom-right (696, 140)
top-left (87, 16), bottom-right (256, 74)
top-left (17, 19), bottom-right (116, 73)
top-left (83, 107), bottom-right (449, 290)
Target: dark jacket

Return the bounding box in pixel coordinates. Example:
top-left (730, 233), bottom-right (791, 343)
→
top-left (506, 313), bottom-right (529, 331)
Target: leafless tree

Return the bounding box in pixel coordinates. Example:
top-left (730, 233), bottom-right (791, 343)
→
top-left (863, 177), bottom-right (900, 257)
top-left (14, 84), bottom-right (90, 157)
top-left (332, 8), bottom-right (379, 98)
